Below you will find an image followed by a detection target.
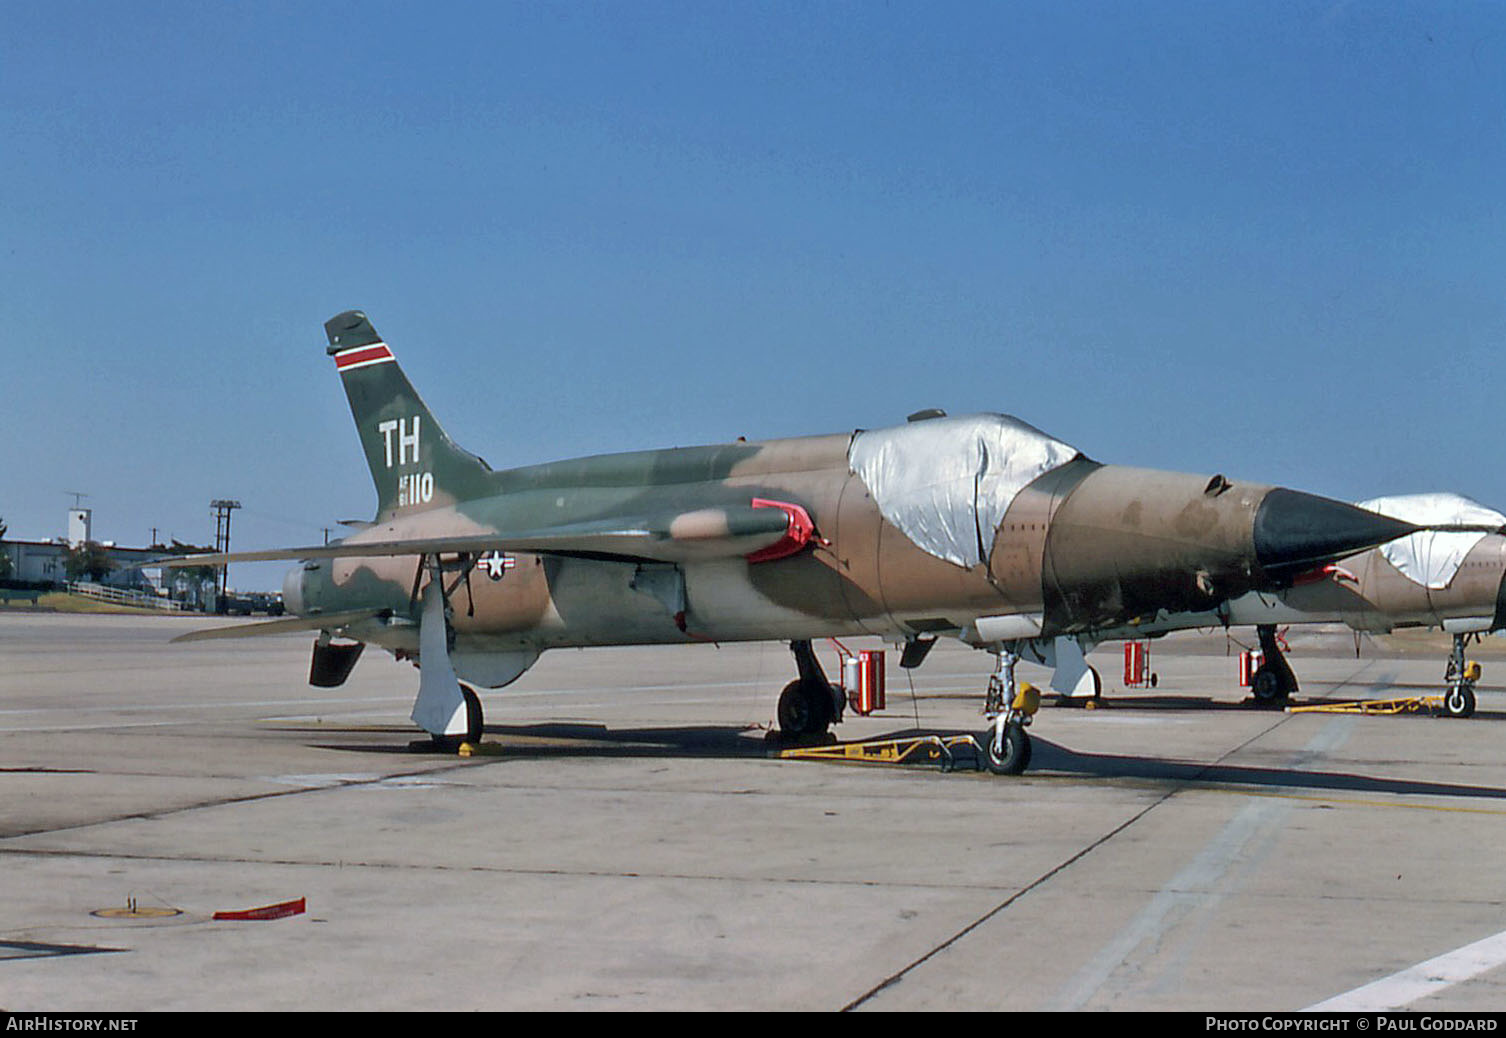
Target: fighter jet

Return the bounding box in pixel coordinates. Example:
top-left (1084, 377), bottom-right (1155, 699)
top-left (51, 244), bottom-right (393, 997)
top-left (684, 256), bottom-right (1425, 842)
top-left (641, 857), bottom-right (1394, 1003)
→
top-left (158, 310), bottom-right (1420, 774)
top-left (1077, 493), bottom-right (1506, 717)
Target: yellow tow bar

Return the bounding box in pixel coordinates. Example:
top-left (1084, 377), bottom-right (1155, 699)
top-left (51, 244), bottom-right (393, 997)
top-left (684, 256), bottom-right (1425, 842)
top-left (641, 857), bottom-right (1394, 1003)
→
top-left (777, 734), bottom-right (984, 772)
top-left (1287, 696), bottom-right (1446, 716)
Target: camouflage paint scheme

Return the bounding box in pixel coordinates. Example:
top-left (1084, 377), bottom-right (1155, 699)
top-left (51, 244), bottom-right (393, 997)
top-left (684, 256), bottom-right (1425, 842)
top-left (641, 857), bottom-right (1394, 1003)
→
top-left (270, 313), bottom-right (1411, 691)
top-left (163, 311), bottom-right (1423, 762)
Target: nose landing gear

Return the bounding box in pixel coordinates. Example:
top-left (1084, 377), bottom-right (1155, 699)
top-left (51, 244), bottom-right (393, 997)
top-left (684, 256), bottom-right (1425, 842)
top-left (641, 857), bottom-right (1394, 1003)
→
top-left (981, 649), bottom-right (1039, 775)
top-left (1443, 634), bottom-right (1479, 719)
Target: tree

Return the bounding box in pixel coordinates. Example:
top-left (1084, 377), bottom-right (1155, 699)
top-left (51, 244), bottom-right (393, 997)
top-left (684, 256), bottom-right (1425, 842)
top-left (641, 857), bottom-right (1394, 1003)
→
top-left (159, 540), bottom-right (217, 609)
top-left (63, 541), bottom-right (114, 583)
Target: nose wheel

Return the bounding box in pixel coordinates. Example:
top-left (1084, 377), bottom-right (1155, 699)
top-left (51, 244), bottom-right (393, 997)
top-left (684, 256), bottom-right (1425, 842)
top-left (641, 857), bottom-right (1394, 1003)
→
top-left (982, 720), bottom-right (1031, 775)
top-left (1444, 681), bottom-right (1477, 719)
top-left (1443, 634), bottom-right (1479, 719)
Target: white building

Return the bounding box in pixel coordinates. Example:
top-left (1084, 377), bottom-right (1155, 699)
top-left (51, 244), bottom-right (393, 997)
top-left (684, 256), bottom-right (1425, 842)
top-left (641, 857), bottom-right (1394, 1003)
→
top-left (1, 538), bottom-right (163, 592)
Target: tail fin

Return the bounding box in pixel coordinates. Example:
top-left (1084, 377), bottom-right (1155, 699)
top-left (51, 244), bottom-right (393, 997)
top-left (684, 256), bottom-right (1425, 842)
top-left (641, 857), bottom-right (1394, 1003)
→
top-left (325, 310), bottom-right (495, 519)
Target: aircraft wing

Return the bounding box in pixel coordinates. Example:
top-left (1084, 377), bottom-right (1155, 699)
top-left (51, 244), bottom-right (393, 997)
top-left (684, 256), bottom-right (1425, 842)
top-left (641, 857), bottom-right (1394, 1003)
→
top-left (170, 609), bottom-right (387, 643)
top-left (147, 503), bottom-right (805, 569)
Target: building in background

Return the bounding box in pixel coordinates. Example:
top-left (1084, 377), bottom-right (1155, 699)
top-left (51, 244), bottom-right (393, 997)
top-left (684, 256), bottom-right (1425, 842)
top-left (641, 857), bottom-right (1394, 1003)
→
top-left (3, 506), bottom-right (174, 598)
top-left (1, 504), bottom-right (274, 612)
top-left (1, 537), bottom-right (163, 593)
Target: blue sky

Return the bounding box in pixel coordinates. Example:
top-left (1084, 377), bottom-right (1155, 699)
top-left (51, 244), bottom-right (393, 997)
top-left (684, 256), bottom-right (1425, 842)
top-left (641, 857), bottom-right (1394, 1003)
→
top-left (3, 2), bottom-right (1503, 589)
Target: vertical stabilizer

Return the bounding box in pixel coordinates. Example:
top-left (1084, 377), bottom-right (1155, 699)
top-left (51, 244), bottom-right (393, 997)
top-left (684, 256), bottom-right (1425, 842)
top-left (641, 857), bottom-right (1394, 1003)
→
top-left (325, 310), bottom-right (494, 519)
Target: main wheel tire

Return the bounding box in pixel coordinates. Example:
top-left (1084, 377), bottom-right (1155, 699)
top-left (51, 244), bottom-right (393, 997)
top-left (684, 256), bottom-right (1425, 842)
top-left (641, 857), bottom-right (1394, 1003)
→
top-left (460, 683), bottom-right (484, 742)
top-left (430, 684), bottom-right (485, 752)
top-left (982, 724), bottom-right (1032, 775)
top-left (777, 680), bottom-right (831, 736)
top-left (1251, 666), bottom-right (1287, 705)
top-left (1444, 682), bottom-right (1476, 719)
top-left (1055, 665), bottom-right (1104, 708)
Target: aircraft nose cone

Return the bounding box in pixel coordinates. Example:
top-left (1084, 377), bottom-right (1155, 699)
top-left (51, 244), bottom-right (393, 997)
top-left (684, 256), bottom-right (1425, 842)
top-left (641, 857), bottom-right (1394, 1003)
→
top-left (1254, 488), bottom-right (1417, 576)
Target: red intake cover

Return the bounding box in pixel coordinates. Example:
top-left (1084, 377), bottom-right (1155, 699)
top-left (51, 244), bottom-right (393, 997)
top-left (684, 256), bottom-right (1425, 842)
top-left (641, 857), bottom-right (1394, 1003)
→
top-left (746, 498), bottom-right (816, 564)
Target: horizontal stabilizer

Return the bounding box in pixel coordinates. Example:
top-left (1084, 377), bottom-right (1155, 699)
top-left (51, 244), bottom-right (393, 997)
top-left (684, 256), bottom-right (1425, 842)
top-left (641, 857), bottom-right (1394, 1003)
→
top-left (170, 608), bottom-right (387, 643)
top-left (149, 504), bottom-right (798, 570)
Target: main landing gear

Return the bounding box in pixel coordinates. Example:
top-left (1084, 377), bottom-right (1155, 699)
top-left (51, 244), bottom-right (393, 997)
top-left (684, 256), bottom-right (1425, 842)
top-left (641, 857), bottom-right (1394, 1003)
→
top-left (776, 640), bottom-right (846, 738)
top-left (1265, 626), bottom-right (1475, 717)
top-left (429, 683), bottom-right (484, 753)
top-left (1249, 624), bottom-right (1299, 707)
top-left (410, 554), bottom-right (488, 753)
top-left (772, 641), bottom-right (1040, 775)
top-left (981, 649), bottom-right (1040, 775)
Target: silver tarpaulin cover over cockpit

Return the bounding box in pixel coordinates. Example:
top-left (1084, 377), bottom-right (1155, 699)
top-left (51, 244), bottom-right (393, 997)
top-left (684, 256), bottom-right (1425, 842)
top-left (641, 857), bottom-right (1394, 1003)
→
top-left (1358, 493), bottom-right (1506, 590)
top-left (849, 414), bottom-right (1081, 569)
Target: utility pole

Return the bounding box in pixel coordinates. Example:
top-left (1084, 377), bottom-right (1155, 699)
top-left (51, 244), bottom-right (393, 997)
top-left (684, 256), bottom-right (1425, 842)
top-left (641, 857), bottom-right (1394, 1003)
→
top-left (210, 499), bottom-right (241, 614)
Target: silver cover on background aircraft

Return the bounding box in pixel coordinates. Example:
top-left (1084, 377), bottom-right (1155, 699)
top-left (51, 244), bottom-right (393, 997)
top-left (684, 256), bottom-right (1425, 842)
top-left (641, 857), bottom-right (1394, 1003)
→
top-left (849, 414), bottom-right (1081, 568)
top-left (1359, 493), bottom-right (1506, 589)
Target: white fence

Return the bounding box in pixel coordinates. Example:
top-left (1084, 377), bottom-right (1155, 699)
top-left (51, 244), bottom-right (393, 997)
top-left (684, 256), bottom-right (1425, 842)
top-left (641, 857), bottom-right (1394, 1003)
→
top-left (67, 581), bottom-right (189, 612)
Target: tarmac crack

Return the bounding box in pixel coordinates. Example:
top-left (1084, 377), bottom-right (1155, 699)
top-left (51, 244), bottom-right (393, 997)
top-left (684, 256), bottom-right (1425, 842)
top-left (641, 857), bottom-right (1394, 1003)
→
top-left (840, 705), bottom-right (1306, 1011)
top-left (0, 844), bottom-right (1026, 893)
top-left (842, 658), bottom-right (1503, 1010)
top-left (0, 761), bottom-right (489, 840)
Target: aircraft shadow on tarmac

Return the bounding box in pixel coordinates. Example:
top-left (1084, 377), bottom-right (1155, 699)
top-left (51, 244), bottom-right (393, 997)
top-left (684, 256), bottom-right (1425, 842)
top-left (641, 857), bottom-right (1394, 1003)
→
top-left (283, 712), bottom-right (1506, 803)
top-left (1027, 734), bottom-right (1506, 801)
top-left (295, 721), bottom-right (774, 761)
top-left (1077, 680), bottom-right (1505, 713)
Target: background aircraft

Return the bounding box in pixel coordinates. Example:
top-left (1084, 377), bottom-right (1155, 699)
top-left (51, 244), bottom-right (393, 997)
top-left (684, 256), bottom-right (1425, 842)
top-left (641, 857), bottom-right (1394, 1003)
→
top-left (1062, 494), bottom-right (1506, 717)
top-left (160, 311), bottom-right (1420, 775)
